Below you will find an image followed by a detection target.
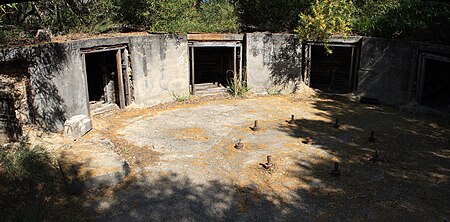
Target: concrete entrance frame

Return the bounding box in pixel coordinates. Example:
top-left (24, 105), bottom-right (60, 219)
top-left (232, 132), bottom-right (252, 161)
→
top-left (80, 44), bottom-right (133, 114)
top-left (187, 34), bottom-right (244, 95)
top-left (304, 37), bottom-right (362, 93)
top-left (416, 52), bottom-right (450, 106)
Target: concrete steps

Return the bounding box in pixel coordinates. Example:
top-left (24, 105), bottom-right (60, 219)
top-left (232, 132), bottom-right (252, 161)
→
top-left (193, 83), bottom-right (229, 96)
top-left (90, 101), bottom-right (119, 117)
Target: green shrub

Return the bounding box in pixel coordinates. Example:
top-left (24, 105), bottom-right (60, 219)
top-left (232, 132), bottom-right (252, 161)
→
top-left (0, 141), bottom-right (54, 184)
top-left (353, 0), bottom-right (450, 42)
top-left (229, 79), bottom-right (250, 98)
top-left (295, 0), bottom-right (354, 53)
top-left (171, 92), bottom-right (191, 102)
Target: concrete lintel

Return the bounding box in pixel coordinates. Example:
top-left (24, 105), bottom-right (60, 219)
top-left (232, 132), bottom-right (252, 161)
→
top-left (188, 41), bottom-right (242, 47)
top-left (187, 33), bottom-right (244, 41)
top-left (306, 36), bottom-right (363, 45)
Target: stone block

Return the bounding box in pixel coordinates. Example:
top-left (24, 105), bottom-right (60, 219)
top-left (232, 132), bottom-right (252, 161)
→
top-left (58, 140), bottom-right (130, 194)
top-left (64, 115), bottom-right (92, 139)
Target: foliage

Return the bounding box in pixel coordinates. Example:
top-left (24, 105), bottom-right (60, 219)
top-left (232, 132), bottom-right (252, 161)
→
top-left (1, 0), bottom-right (449, 44)
top-left (295, 0), bottom-right (354, 52)
top-left (171, 92), bottom-right (191, 102)
top-left (236, 0), bottom-right (309, 32)
top-left (0, 3), bottom-right (17, 42)
top-left (0, 0), bottom-right (120, 43)
top-left (0, 140), bottom-right (54, 184)
top-left (353, 0), bottom-right (450, 42)
top-left (119, 0), bottom-right (239, 33)
top-left (197, 0), bottom-right (239, 33)
top-left (228, 79), bottom-right (250, 98)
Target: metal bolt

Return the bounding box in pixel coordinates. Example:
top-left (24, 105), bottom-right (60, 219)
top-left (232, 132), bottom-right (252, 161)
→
top-left (259, 155), bottom-right (274, 170)
top-left (370, 149), bottom-right (383, 162)
top-left (288, 115), bottom-right (295, 124)
top-left (303, 137), bottom-right (313, 145)
top-left (331, 162), bottom-right (340, 177)
top-left (334, 118), bottom-right (340, 128)
top-left (251, 120), bottom-right (260, 131)
top-left (369, 131), bottom-right (376, 142)
top-left (234, 139), bottom-right (244, 149)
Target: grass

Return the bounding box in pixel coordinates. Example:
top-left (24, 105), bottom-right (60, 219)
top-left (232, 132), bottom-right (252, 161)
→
top-left (120, 145), bottom-right (131, 156)
top-left (228, 79), bottom-right (251, 98)
top-left (0, 139), bottom-right (92, 221)
top-left (171, 92), bottom-right (191, 102)
top-left (0, 140), bottom-right (53, 184)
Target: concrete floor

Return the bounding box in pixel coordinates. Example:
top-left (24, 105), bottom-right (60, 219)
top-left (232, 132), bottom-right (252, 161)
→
top-left (80, 95), bottom-right (449, 221)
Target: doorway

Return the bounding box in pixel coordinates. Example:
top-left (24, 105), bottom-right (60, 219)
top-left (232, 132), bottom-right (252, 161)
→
top-left (417, 53), bottom-right (450, 111)
top-left (189, 42), bottom-right (243, 95)
top-left (82, 45), bottom-right (133, 114)
top-left (306, 44), bottom-right (358, 93)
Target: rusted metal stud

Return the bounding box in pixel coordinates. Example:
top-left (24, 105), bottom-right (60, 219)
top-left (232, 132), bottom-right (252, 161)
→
top-left (370, 149), bottom-right (383, 162)
top-left (331, 162), bottom-right (340, 177)
top-left (251, 120), bottom-right (260, 131)
top-left (259, 155), bottom-right (274, 170)
top-left (334, 118), bottom-right (340, 128)
top-left (234, 139), bottom-right (244, 149)
top-left (369, 131), bottom-right (376, 142)
top-left (288, 115), bottom-right (296, 124)
top-left (303, 137), bottom-right (313, 145)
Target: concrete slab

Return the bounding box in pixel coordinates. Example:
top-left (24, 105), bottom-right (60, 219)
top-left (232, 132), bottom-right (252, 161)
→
top-left (58, 139), bottom-right (129, 194)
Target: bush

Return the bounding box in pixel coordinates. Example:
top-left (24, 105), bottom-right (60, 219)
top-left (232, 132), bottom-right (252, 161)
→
top-left (0, 141), bottom-right (54, 184)
top-left (295, 0), bottom-right (354, 52)
top-left (119, 0), bottom-right (238, 33)
top-left (229, 79), bottom-right (250, 98)
top-left (353, 0), bottom-right (450, 42)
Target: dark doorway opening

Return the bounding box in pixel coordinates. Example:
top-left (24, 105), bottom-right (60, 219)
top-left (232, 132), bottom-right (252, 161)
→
top-left (419, 57), bottom-right (450, 110)
top-left (85, 50), bottom-right (118, 103)
top-left (309, 45), bottom-right (357, 93)
top-left (189, 43), bottom-right (243, 95)
top-left (83, 46), bottom-right (133, 114)
top-left (193, 47), bottom-right (234, 85)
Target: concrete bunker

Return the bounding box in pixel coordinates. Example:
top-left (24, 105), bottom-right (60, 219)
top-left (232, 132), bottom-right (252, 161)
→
top-left (417, 53), bottom-right (450, 110)
top-left (188, 34), bottom-right (244, 95)
top-left (81, 44), bottom-right (133, 113)
top-left (306, 42), bottom-right (360, 93)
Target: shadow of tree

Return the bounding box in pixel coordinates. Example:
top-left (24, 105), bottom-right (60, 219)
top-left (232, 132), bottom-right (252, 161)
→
top-left (277, 93), bottom-right (450, 221)
top-left (28, 43), bottom-right (68, 131)
top-left (86, 172), bottom-right (315, 221)
top-left (0, 43), bottom-right (68, 132)
top-left (2, 93), bottom-right (448, 221)
top-left (267, 35), bottom-right (303, 93)
top-left (75, 93), bottom-right (449, 221)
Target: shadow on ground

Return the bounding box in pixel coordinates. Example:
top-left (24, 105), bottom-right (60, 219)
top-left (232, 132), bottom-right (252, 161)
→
top-left (84, 94), bottom-right (449, 221)
top-left (1, 94), bottom-right (449, 221)
top-left (278, 94), bottom-right (450, 220)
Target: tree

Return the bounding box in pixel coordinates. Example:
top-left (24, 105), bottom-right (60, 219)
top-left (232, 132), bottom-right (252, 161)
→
top-left (295, 0), bottom-right (354, 53)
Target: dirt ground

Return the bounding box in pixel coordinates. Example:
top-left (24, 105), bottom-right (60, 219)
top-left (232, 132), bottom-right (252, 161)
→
top-left (64, 93), bottom-right (448, 221)
top-left (7, 93), bottom-right (448, 221)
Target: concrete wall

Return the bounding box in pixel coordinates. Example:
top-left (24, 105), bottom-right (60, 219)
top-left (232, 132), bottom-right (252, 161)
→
top-left (1, 43), bottom-right (88, 131)
top-left (246, 33), bottom-right (302, 94)
top-left (0, 34), bottom-right (190, 132)
top-left (3, 33), bottom-right (449, 132)
top-left (357, 37), bottom-right (450, 105)
top-left (129, 34), bottom-right (190, 107)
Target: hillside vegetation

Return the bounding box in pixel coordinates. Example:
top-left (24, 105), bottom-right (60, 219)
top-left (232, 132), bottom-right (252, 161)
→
top-left (0, 0), bottom-right (449, 44)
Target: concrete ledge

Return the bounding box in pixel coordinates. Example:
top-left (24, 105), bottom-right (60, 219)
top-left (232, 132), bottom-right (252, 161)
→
top-left (58, 140), bottom-right (129, 194)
